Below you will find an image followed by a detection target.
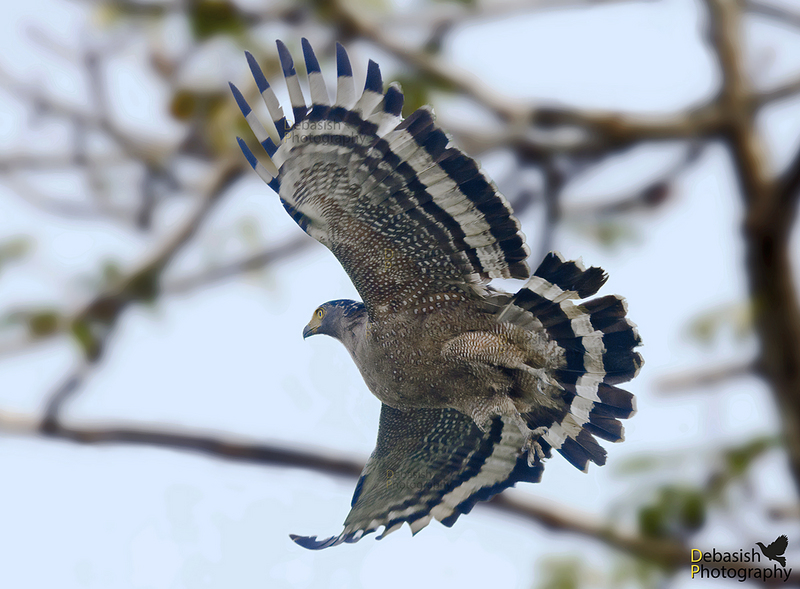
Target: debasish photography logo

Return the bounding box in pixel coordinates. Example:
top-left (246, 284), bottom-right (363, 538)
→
top-left (285, 119), bottom-right (370, 146)
top-left (690, 535), bottom-right (791, 583)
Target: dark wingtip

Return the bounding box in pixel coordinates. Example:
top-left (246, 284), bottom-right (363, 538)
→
top-left (228, 82), bottom-right (251, 116)
top-left (335, 42), bottom-right (352, 77)
top-left (276, 40), bottom-right (296, 77)
top-left (383, 84), bottom-right (404, 116)
top-left (235, 137), bottom-right (258, 169)
top-left (290, 533), bottom-right (331, 550)
top-left (364, 59), bottom-right (383, 93)
top-left (244, 51), bottom-right (270, 92)
top-left (301, 37), bottom-right (321, 73)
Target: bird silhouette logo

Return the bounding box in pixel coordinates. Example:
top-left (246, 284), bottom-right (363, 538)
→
top-left (756, 535), bottom-right (788, 568)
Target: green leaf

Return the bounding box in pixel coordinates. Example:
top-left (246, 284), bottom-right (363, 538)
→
top-left (188, 0), bottom-right (245, 41)
top-left (126, 266), bottom-right (160, 304)
top-left (391, 75), bottom-right (431, 118)
top-left (614, 453), bottom-right (682, 476)
top-left (572, 219), bottom-right (639, 249)
top-left (686, 302), bottom-right (752, 346)
top-left (101, 260), bottom-right (124, 287)
top-left (707, 435), bottom-right (780, 500)
top-left (536, 557), bottom-right (584, 589)
top-left (724, 436), bottom-right (777, 477)
top-left (97, 0), bottom-right (167, 25)
top-left (170, 90), bottom-right (198, 121)
top-left (392, 73), bottom-right (457, 118)
top-left (0, 237), bottom-right (32, 276)
top-left (610, 555), bottom-right (664, 589)
top-left (70, 318), bottom-right (100, 360)
top-left (637, 485), bottom-right (706, 539)
top-left (27, 310), bottom-right (62, 338)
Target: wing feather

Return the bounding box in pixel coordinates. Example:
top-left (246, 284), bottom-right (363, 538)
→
top-left (232, 39), bottom-right (530, 316)
top-left (290, 404), bottom-right (543, 549)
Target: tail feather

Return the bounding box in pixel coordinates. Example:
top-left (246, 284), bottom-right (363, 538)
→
top-left (502, 251), bottom-right (642, 471)
top-left (583, 413), bottom-right (624, 442)
top-left (533, 252), bottom-right (607, 298)
top-left (538, 425), bottom-right (607, 472)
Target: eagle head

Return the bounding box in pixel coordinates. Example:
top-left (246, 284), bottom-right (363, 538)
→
top-left (303, 299), bottom-right (366, 341)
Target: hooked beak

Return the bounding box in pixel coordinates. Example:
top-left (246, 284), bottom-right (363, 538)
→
top-left (302, 324), bottom-right (315, 339)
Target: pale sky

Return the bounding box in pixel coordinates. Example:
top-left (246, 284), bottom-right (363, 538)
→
top-left (1, 0), bottom-right (799, 588)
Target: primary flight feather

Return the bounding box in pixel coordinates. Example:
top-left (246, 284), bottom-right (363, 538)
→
top-left (231, 39), bottom-right (643, 549)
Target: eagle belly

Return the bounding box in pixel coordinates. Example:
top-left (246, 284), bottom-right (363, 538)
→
top-left (355, 302), bottom-right (554, 420)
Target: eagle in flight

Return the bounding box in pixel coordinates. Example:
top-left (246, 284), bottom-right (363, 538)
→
top-left (230, 39), bottom-right (643, 549)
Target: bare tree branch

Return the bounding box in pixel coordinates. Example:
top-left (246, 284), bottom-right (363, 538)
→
top-left (328, 0), bottom-right (726, 147)
top-left (755, 74), bottom-right (800, 107)
top-left (0, 410), bottom-right (687, 567)
top-left (164, 233), bottom-right (314, 295)
top-left (777, 129), bottom-right (800, 209)
top-left (3, 173), bottom-right (134, 223)
top-left (382, 0), bottom-right (657, 29)
top-left (69, 156), bottom-right (242, 349)
top-left (4, 409), bottom-right (795, 579)
top-left (41, 363), bottom-right (94, 432)
top-left (563, 142), bottom-right (705, 218)
top-left (656, 360), bottom-right (756, 393)
top-left (0, 152), bottom-right (123, 171)
top-left (707, 0), bottom-right (774, 204)
top-left (746, 0), bottom-right (800, 29)
top-left (706, 0), bottom-right (800, 492)
top-left (0, 64), bottom-right (166, 164)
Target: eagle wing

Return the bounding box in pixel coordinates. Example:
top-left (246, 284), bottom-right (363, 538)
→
top-left (290, 404), bottom-right (543, 549)
top-left (231, 40), bottom-right (529, 317)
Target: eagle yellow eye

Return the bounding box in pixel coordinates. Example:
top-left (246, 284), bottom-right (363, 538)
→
top-left (315, 307), bottom-right (325, 319)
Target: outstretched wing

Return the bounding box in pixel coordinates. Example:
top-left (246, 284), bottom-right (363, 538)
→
top-left (768, 535), bottom-right (789, 555)
top-left (231, 39), bottom-right (530, 317)
top-left (290, 404), bottom-right (543, 549)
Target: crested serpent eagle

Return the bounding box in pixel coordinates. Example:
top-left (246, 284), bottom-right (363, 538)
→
top-left (230, 39), bottom-right (643, 549)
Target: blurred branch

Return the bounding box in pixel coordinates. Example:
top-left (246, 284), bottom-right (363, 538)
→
top-left (656, 360), bottom-right (756, 393)
top-left (4, 173), bottom-right (134, 223)
top-left (746, 0), bottom-right (800, 29)
top-left (0, 333), bottom-right (39, 358)
top-left (0, 410), bottom-right (686, 568)
top-left (329, 0), bottom-right (726, 148)
top-left (6, 158), bottom-right (244, 423)
top-left (537, 159), bottom-right (564, 260)
top-left (0, 64), bottom-right (163, 164)
top-left (706, 0), bottom-right (800, 493)
top-left (4, 409), bottom-right (794, 578)
top-left (767, 503), bottom-right (800, 521)
top-left (0, 152), bottom-right (123, 171)
top-left (564, 182), bottom-right (670, 219)
top-left (41, 363), bottom-right (94, 432)
top-left (382, 0), bottom-right (656, 28)
top-left (756, 74), bottom-right (800, 106)
top-left (71, 155), bottom-right (242, 343)
top-left (164, 234), bottom-right (313, 295)
top-left (778, 128), bottom-right (800, 207)
top-left (490, 493), bottom-right (687, 568)
top-left (564, 142), bottom-right (705, 218)
top-left (707, 0), bottom-right (773, 202)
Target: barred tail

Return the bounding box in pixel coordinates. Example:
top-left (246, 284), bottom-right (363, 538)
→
top-left (501, 252), bottom-right (642, 472)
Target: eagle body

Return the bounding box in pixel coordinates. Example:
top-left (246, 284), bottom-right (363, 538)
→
top-left (231, 39), bottom-right (643, 549)
top-left (349, 302), bottom-right (561, 424)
